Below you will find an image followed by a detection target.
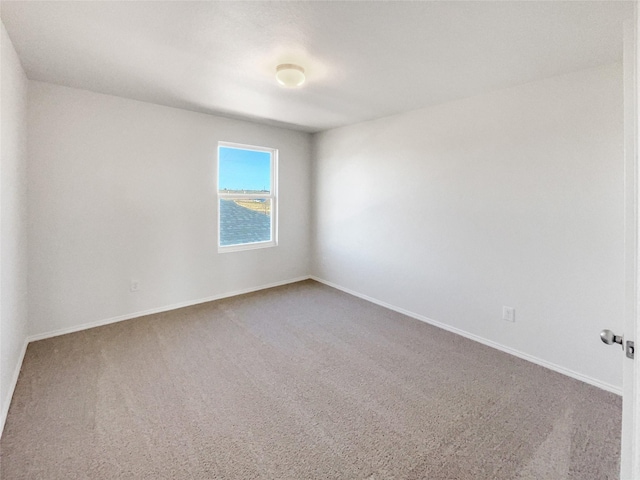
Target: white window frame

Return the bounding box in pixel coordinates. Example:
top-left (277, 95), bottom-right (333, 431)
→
top-left (217, 141), bottom-right (278, 253)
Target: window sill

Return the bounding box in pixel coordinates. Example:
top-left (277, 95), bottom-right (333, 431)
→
top-left (218, 240), bottom-right (277, 254)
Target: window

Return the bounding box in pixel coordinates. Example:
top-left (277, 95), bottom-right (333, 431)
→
top-left (217, 142), bottom-right (277, 252)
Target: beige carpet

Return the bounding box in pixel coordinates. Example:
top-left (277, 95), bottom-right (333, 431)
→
top-left (0, 280), bottom-right (621, 479)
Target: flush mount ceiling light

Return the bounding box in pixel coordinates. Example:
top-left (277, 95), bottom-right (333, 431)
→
top-left (275, 64), bottom-right (305, 88)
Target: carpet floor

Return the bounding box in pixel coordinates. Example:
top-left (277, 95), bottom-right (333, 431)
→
top-left (0, 280), bottom-right (621, 479)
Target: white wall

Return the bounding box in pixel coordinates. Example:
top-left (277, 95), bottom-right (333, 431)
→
top-left (312, 63), bottom-right (625, 391)
top-left (1, 23), bottom-right (29, 432)
top-left (27, 82), bottom-right (311, 336)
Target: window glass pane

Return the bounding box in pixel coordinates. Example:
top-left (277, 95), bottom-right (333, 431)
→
top-left (219, 198), bottom-right (271, 246)
top-left (218, 146), bottom-right (271, 194)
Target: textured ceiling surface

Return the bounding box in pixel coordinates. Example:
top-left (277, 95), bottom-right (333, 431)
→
top-left (0, 1), bottom-right (633, 132)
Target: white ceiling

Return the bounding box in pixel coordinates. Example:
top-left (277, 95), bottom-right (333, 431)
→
top-left (1, 1), bottom-right (633, 133)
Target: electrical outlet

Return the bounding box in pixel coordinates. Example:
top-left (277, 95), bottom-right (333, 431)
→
top-left (130, 279), bottom-right (140, 293)
top-left (502, 306), bottom-right (515, 322)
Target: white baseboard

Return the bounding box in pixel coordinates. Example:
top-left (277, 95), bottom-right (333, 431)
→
top-left (1, 337), bottom-right (29, 438)
top-left (310, 276), bottom-right (622, 396)
top-left (28, 276), bottom-right (311, 343)
top-left (3, 272), bottom-right (619, 442)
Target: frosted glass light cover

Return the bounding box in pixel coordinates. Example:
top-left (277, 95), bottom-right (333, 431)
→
top-left (276, 64), bottom-right (305, 87)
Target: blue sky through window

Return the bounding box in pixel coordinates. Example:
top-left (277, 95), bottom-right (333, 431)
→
top-left (218, 146), bottom-right (271, 192)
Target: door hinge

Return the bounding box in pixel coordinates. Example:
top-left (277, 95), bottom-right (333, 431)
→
top-left (626, 340), bottom-right (635, 359)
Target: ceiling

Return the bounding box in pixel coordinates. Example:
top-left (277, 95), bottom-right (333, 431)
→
top-left (1, 1), bottom-right (633, 133)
